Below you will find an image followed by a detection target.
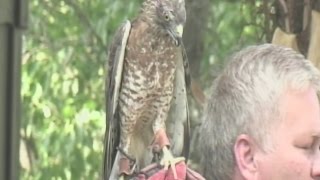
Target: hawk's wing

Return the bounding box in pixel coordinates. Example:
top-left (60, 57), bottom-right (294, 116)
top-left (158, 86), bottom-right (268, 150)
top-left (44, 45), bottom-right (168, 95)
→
top-left (103, 20), bottom-right (131, 179)
top-left (166, 41), bottom-right (191, 161)
top-left (181, 42), bottom-right (191, 90)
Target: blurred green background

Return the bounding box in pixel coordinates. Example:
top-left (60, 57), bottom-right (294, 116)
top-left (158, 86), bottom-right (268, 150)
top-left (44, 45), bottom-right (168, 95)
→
top-left (21, 0), bottom-right (275, 179)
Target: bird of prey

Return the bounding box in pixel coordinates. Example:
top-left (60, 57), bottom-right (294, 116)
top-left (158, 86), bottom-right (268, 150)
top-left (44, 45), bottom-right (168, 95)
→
top-left (103, 0), bottom-right (190, 179)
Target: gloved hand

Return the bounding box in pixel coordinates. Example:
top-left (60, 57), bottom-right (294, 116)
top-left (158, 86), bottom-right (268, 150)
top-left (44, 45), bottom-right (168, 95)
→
top-left (132, 161), bottom-right (205, 180)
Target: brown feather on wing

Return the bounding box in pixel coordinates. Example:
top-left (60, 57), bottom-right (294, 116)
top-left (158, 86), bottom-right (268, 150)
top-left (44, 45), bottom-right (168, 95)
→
top-left (166, 42), bottom-right (191, 163)
top-left (181, 41), bottom-right (206, 108)
top-left (180, 42), bottom-right (191, 161)
top-left (103, 20), bottom-right (131, 179)
top-left (180, 42), bottom-right (191, 90)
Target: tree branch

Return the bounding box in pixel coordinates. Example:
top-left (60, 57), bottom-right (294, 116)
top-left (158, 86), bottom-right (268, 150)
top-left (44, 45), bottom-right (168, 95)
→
top-left (63, 0), bottom-right (106, 49)
top-left (278, 0), bottom-right (291, 32)
top-left (303, 0), bottom-right (311, 31)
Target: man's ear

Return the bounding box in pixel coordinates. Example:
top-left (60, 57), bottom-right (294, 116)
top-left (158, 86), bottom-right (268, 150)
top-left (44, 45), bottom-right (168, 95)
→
top-left (234, 134), bottom-right (258, 179)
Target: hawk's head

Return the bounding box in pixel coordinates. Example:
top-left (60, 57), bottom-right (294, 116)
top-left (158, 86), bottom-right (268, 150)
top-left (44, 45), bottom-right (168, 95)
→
top-left (143, 0), bottom-right (186, 46)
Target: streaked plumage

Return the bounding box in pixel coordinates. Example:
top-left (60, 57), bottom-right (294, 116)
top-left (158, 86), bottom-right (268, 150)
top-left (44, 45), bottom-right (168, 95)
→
top-left (103, 0), bottom-right (190, 179)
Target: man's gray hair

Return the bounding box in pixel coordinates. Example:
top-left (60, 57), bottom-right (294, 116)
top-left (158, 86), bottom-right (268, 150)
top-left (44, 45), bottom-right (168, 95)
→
top-left (199, 44), bottom-right (320, 180)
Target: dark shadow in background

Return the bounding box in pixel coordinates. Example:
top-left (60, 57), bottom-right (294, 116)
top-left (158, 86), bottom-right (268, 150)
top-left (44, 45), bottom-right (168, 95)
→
top-left (0, 0), bottom-right (28, 179)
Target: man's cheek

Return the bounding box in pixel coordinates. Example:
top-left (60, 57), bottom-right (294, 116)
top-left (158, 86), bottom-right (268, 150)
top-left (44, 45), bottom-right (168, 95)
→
top-left (283, 157), bottom-right (308, 178)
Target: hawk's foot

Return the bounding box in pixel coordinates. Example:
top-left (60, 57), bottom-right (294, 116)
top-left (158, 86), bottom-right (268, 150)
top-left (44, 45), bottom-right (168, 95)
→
top-left (119, 175), bottom-right (125, 180)
top-left (153, 129), bottom-right (170, 151)
top-left (151, 129), bottom-right (170, 163)
top-left (118, 157), bottom-right (137, 179)
top-left (117, 146), bottom-right (137, 179)
top-left (160, 146), bottom-right (185, 180)
top-left (151, 146), bottom-right (161, 163)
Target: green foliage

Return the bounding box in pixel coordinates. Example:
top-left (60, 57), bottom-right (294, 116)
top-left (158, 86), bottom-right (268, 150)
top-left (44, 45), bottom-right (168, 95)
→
top-left (22, 0), bottom-right (273, 179)
top-left (201, 0), bottom-right (273, 86)
top-left (22, 0), bottom-right (141, 179)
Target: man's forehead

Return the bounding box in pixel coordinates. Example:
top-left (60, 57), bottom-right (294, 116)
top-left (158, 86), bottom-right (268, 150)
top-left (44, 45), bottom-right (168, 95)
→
top-left (280, 88), bottom-right (320, 134)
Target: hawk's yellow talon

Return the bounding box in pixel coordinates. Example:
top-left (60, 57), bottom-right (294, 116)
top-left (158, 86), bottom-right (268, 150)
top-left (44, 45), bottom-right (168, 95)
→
top-left (160, 146), bottom-right (185, 180)
top-left (119, 175), bottom-right (125, 180)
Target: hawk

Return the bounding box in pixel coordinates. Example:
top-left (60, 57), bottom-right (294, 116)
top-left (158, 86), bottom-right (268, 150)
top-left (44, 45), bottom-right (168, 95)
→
top-left (103, 0), bottom-right (190, 179)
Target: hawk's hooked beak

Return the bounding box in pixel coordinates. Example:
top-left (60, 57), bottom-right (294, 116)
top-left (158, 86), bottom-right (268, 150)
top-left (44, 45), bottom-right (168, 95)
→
top-left (168, 24), bottom-right (184, 46)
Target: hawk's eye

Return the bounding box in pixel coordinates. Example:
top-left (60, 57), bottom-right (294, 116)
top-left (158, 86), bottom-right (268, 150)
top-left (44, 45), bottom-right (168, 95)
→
top-left (164, 12), bottom-right (170, 21)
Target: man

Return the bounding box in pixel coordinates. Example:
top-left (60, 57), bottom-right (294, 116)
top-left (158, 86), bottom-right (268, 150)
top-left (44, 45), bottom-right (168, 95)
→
top-left (199, 44), bottom-right (320, 179)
